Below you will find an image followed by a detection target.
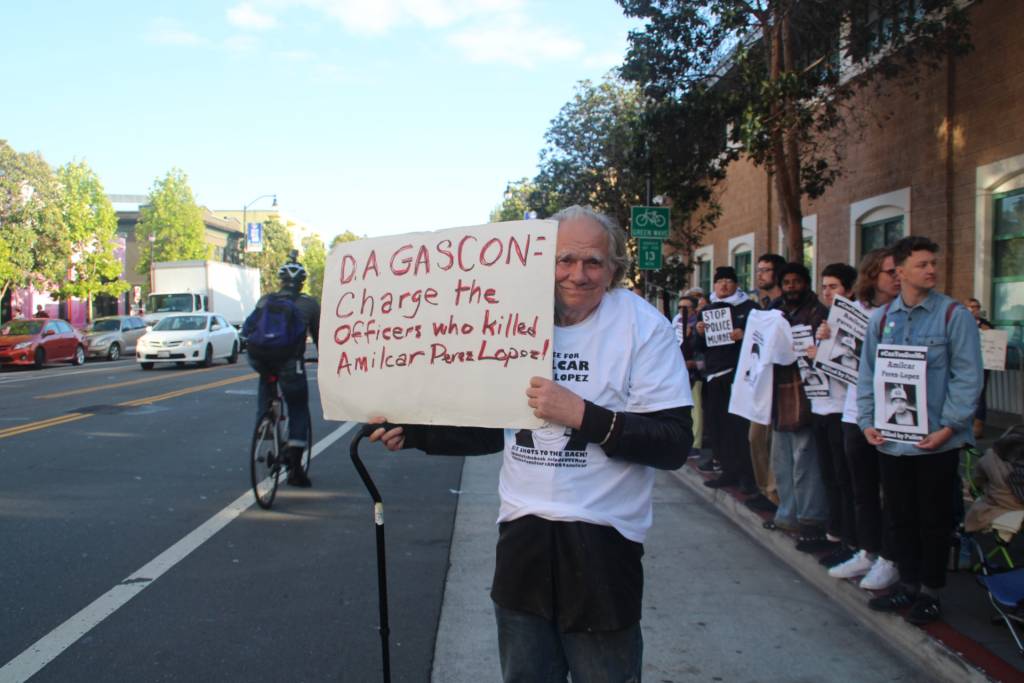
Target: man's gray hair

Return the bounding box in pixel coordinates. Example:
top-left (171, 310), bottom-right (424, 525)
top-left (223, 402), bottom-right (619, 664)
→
top-left (551, 205), bottom-right (629, 288)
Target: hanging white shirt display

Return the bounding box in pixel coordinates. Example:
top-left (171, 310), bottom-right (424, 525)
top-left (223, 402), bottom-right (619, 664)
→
top-left (728, 309), bottom-right (797, 425)
top-left (498, 288), bottom-right (692, 544)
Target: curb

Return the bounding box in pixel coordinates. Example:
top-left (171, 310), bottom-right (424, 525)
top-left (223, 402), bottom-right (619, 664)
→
top-left (671, 463), bottom-right (999, 683)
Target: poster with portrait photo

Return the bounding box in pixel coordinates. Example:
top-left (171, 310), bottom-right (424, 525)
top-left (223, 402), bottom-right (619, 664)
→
top-left (873, 344), bottom-right (929, 443)
top-left (815, 296), bottom-right (869, 385)
top-left (792, 324), bottom-right (830, 398)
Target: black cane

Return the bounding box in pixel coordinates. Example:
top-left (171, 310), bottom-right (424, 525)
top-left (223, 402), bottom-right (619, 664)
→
top-left (350, 422), bottom-right (394, 683)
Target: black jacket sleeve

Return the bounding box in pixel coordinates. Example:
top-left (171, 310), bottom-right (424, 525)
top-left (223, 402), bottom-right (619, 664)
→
top-left (577, 402), bottom-right (693, 470)
top-left (401, 424), bottom-right (504, 456)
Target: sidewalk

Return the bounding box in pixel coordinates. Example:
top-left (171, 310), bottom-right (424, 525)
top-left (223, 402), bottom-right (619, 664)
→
top-left (680, 424), bottom-right (1024, 683)
top-left (431, 454), bottom-right (923, 682)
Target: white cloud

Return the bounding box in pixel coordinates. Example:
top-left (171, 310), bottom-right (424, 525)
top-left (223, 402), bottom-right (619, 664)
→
top-left (447, 14), bottom-right (584, 68)
top-left (145, 18), bottom-right (204, 46)
top-left (298, 0), bottom-right (522, 35)
top-left (227, 3), bottom-right (278, 30)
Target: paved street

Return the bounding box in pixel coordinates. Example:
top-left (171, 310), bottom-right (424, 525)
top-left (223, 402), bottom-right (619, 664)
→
top-left (2, 357), bottom-right (922, 682)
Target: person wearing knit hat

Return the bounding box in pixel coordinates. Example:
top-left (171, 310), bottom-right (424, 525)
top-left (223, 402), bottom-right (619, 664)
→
top-left (695, 262), bottom-right (757, 493)
top-left (714, 266), bottom-right (738, 283)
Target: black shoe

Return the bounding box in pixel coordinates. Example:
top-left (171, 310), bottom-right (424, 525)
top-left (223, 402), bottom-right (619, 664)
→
top-left (819, 547), bottom-right (854, 568)
top-left (796, 538), bottom-right (839, 554)
top-left (287, 468), bottom-right (312, 487)
top-left (868, 588), bottom-right (917, 612)
top-left (905, 594), bottom-right (942, 625)
top-left (688, 448), bottom-right (702, 460)
top-left (703, 476), bottom-right (738, 489)
top-left (697, 459), bottom-right (721, 473)
top-left (744, 495), bottom-right (778, 513)
top-left (738, 481), bottom-right (759, 496)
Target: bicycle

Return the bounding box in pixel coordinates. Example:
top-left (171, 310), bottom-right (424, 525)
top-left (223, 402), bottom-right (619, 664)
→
top-left (250, 363), bottom-right (314, 509)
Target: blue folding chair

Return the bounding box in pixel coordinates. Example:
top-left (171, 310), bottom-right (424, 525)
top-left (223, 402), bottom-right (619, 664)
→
top-left (973, 537), bottom-right (1024, 655)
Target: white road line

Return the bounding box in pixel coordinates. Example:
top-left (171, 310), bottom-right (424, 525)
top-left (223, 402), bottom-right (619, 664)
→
top-left (0, 362), bottom-right (138, 385)
top-left (0, 420), bottom-right (359, 683)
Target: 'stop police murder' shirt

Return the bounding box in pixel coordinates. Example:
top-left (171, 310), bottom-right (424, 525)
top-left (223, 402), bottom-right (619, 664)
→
top-left (497, 288), bottom-right (691, 544)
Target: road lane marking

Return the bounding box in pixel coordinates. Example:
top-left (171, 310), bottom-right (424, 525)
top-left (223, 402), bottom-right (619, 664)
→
top-left (2, 374), bottom-right (257, 440)
top-left (0, 413), bottom-right (93, 439)
top-left (0, 362), bottom-right (138, 385)
top-left (0, 421), bottom-right (358, 683)
top-left (34, 366), bottom-right (226, 399)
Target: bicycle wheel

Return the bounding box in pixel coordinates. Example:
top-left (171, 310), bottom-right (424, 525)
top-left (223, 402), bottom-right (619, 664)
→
top-left (250, 412), bottom-right (280, 509)
top-left (301, 422), bottom-right (313, 475)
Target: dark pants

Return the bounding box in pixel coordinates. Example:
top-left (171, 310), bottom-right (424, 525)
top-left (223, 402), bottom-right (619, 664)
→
top-left (879, 450), bottom-right (960, 589)
top-left (494, 604), bottom-right (642, 683)
top-left (706, 372), bottom-right (753, 487)
top-left (842, 423), bottom-right (889, 557)
top-left (813, 413), bottom-right (854, 545)
top-left (255, 357), bottom-right (310, 447)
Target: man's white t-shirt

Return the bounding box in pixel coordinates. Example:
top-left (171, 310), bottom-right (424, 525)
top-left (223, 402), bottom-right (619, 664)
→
top-left (498, 288), bottom-right (692, 543)
top-left (729, 309), bottom-right (796, 425)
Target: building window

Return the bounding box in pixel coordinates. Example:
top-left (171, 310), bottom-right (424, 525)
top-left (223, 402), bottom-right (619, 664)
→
top-left (697, 259), bottom-right (711, 295)
top-left (733, 251), bottom-right (752, 292)
top-left (992, 189), bottom-right (1024, 327)
top-left (860, 216), bottom-right (905, 257)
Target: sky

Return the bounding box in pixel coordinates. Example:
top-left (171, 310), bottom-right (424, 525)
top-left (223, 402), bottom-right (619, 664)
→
top-left (3, 1), bottom-right (640, 242)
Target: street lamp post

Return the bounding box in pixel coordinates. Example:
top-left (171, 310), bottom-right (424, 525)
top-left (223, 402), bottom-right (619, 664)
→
top-left (243, 194), bottom-right (278, 254)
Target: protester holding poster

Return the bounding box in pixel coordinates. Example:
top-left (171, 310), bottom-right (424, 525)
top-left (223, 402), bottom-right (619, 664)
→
top-left (799, 263), bottom-right (857, 557)
top-left (815, 295), bottom-right (870, 386)
top-left (371, 206), bottom-right (692, 682)
top-left (825, 249), bottom-right (902, 589)
top-left (767, 263), bottom-right (829, 549)
top-left (694, 266), bottom-right (758, 493)
top-left (857, 236), bottom-right (982, 625)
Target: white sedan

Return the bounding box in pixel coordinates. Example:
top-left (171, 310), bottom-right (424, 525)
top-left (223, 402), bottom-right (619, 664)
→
top-left (137, 313), bottom-right (240, 370)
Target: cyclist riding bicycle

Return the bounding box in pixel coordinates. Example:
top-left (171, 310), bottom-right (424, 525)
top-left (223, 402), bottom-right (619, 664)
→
top-left (247, 252), bottom-right (321, 488)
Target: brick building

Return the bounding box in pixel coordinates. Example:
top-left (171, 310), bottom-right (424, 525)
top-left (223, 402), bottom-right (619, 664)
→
top-left (680, 0), bottom-right (1024, 415)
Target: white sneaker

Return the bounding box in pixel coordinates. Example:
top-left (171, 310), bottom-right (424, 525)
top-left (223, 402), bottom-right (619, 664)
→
top-left (828, 549), bottom-right (874, 579)
top-left (859, 557), bottom-right (899, 590)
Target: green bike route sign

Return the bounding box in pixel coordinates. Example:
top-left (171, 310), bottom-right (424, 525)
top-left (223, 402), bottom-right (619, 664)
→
top-left (630, 206), bottom-right (670, 239)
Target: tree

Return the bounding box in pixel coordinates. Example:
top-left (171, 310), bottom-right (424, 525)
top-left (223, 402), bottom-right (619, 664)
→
top-left (55, 161), bottom-right (128, 323)
top-left (490, 178), bottom-right (552, 222)
top-left (301, 233), bottom-right (327, 301)
top-left (330, 230), bottom-right (362, 249)
top-left (619, 0), bottom-right (972, 258)
top-left (136, 168), bottom-right (208, 275)
top-left (243, 216), bottom-right (294, 294)
top-left (0, 140), bottom-right (67, 320)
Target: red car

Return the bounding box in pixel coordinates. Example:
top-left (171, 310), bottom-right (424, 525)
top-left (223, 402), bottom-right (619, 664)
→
top-left (0, 318), bottom-right (86, 368)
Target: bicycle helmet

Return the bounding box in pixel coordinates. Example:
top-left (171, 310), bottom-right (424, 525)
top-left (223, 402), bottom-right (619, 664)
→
top-left (278, 251), bottom-right (307, 287)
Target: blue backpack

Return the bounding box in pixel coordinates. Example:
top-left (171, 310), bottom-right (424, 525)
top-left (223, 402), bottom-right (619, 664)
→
top-left (243, 293), bottom-right (307, 364)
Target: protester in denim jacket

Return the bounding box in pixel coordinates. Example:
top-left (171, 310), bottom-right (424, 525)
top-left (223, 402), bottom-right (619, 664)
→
top-left (856, 236), bottom-right (982, 626)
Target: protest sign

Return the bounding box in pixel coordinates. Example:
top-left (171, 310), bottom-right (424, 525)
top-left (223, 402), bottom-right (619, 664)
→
top-left (792, 324), bottom-right (830, 399)
top-left (981, 328), bottom-right (1009, 371)
top-left (815, 296), bottom-right (869, 385)
top-left (702, 307), bottom-right (734, 347)
top-left (317, 220), bottom-right (556, 428)
top-left (873, 344), bottom-right (929, 443)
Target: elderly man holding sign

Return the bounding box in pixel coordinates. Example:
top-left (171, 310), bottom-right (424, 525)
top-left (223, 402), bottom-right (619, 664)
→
top-left (370, 206), bottom-right (693, 682)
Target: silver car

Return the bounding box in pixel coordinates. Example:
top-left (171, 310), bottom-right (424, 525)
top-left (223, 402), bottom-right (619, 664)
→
top-left (83, 316), bottom-right (148, 361)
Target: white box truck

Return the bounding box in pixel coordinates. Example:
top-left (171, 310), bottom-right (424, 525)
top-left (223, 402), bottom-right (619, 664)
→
top-left (146, 260), bottom-right (261, 329)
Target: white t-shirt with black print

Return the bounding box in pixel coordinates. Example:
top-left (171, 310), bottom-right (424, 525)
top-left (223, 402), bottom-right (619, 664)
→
top-left (728, 309), bottom-right (798, 425)
top-left (497, 288), bottom-right (692, 544)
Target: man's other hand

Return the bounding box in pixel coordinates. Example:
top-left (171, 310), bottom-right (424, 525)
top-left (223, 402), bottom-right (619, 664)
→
top-left (526, 377), bottom-right (585, 429)
top-left (369, 417), bottom-right (405, 451)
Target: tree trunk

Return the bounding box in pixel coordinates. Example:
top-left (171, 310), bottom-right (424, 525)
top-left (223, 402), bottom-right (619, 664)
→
top-left (769, 7), bottom-right (804, 262)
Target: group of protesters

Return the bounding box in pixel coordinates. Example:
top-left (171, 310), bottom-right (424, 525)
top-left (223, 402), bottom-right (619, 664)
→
top-left (677, 236), bottom-right (987, 627)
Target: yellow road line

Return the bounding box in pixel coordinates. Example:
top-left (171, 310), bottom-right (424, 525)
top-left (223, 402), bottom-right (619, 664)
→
top-left (0, 413), bottom-right (92, 439)
top-left (35, 366), bottom-right (222, 399)
top-left (119, 373), bottom-right (256, 407)
top-left (2, 372), bottom-right (257, 441)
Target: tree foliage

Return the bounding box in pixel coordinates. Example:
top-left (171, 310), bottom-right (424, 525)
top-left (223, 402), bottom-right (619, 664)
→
top-left (0, 141), bottom-right (67, 314)
top-left (490, 178), bottom-right (550, 223)
top-left (301, 233), bottom-right (327, 301)
top-left (330, 230), bottom-right (362, 249)
top-left (619, 0), bottom-right (972, 258)
top-left (242, 216), bottom-right (294, 294)
top-left (55, 161), bottom-right (127, 322)
top-left (136, 168), bottom-right (208, 274)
